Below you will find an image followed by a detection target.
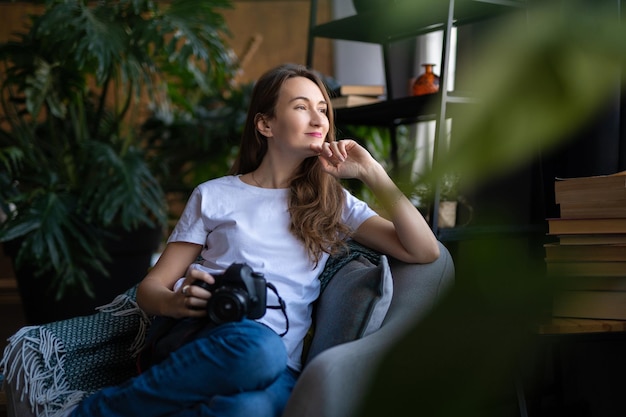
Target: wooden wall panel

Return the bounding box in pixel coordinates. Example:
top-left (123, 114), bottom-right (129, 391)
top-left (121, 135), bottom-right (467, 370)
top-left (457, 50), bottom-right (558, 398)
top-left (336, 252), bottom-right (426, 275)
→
top-left (224, 0), bottom-right (332, 83)
top-left (0, 1), bottom-right (333, 83)
top-left (0, 3), bottom-right (42, 41)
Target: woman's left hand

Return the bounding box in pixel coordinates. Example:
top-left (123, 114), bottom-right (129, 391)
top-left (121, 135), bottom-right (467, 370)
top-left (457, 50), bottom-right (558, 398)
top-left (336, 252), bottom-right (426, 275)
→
top-left (312, 139), bottom-right (377, 180)
top-left (312, 140), bottom-right (440, 264)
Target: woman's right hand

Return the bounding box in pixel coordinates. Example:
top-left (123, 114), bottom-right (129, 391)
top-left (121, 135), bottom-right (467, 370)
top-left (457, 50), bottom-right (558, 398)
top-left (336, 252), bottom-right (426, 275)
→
top-left (177, 267), bottom-right (215, 316)
top-left (137, 241), bottom-right (208, 318)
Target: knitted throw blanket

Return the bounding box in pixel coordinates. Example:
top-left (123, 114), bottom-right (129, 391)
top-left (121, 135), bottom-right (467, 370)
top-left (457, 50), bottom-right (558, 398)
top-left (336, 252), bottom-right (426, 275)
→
top-left (0, 286), bottom-right (150, 417)
top-left (317, 240), bottom-right (381, 292)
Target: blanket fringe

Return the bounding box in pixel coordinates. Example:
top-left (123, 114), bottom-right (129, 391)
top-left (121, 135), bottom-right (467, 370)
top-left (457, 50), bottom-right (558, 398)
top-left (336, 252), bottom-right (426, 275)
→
top-left (1, 326), bottom-right (85, 417)
top-left (96, 292), bottom-right (151, 357)
top-left (0, 290), bottom-right (150, 417)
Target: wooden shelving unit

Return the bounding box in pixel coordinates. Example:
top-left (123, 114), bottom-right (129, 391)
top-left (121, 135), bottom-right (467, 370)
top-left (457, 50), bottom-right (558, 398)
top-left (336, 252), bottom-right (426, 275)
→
top-left (306, 0), bottom-right (526, 237)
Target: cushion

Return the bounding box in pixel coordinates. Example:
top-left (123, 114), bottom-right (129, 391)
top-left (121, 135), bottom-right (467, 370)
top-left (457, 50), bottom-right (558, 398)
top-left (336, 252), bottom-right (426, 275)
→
top-left (305, 254), bottom-right (393, 364)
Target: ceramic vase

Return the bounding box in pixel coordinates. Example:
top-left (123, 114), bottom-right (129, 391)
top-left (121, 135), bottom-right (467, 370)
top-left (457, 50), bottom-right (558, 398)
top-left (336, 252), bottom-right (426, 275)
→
top-left (412, 64), bottom-right (440, 96)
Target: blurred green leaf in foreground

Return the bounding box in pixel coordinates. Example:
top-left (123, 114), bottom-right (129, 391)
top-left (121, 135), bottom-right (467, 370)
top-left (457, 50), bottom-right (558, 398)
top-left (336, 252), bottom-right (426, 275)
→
top-left (357, 1), bottom-right (626, 416)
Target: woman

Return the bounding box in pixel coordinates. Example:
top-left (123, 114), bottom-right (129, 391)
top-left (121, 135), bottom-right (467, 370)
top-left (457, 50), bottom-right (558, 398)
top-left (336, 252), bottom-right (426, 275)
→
top-left (70, 63), bottom-right (439, 417)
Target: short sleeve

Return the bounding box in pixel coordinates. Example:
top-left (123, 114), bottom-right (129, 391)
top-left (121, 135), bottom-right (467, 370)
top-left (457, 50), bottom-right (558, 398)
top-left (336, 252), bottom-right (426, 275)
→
top-left (342, 189), bottom-right (378, 232)
top-left (167, 187), bottom-right (210, 245)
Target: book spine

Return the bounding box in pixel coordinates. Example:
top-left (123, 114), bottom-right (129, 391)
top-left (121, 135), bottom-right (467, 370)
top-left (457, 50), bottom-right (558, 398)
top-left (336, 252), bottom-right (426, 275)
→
top-left (546, 261), bottom-right (626, 277)
top-left (548, 219), bottom-right (626, 235)
top-left (553, 290), bottom-right (626, 320)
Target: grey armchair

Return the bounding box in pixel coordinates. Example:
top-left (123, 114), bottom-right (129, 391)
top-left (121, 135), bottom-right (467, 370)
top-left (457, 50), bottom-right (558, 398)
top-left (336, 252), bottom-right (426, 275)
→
top-left (2, 242), bottom-right (454, 417)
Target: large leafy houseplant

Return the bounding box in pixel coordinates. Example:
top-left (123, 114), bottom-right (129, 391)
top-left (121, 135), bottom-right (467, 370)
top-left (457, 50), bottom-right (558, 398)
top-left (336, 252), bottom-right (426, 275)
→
top-left (141, 81), bottom-right (253, 227)
top-left (0, 0), bottom-right (237, 313)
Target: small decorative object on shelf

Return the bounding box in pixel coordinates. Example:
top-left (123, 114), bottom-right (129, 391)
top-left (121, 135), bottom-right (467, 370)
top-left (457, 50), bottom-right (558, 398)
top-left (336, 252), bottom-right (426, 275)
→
top-left (438, 201), bottom-right (458, 229)
top-left (412, 64), bottom-right (440, 96)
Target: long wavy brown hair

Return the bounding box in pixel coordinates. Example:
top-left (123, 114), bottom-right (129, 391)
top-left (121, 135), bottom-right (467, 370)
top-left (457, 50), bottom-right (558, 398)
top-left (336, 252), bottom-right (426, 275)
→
top-left (229, 63), bottom-right (350, 266)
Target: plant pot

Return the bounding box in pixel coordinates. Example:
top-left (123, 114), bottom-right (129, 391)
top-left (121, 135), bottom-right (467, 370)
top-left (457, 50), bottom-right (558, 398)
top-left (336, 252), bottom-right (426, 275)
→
top-left (438, 201), bottom-right (458, 228)
top-left (5, 225), bottom-right (163, 324)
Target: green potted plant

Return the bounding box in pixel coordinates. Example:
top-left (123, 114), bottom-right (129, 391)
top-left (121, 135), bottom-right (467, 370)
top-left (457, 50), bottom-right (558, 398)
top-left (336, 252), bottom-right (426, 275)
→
top-left (412, 173), bottom-right (464, 228)
top-left (141, 81), bottom-right (253, 230)
top-left (0, 0), bottom-right (237, 323)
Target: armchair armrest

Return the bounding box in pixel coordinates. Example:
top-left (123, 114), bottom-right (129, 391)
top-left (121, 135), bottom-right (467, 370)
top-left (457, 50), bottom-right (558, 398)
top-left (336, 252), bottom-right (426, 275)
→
top-left (282, 242), bottom-right (455, 417)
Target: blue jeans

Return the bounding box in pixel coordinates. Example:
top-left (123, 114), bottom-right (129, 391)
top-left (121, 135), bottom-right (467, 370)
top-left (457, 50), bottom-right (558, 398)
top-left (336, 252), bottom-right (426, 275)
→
top-left (70, 320), bottom-right (297, 417)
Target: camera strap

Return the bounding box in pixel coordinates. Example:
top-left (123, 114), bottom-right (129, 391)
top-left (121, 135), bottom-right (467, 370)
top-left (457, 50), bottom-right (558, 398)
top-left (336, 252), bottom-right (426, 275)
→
top-left (265, 282), bottom-right (289, 337)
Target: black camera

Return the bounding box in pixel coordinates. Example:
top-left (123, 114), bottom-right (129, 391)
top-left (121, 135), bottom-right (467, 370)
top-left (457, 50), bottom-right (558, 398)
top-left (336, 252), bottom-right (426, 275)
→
top-left (192, 263), bottom-right (267, 324)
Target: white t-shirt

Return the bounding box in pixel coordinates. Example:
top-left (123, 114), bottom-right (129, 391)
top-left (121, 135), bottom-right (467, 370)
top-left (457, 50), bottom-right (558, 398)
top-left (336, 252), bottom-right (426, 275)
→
top-left (168, 175), bottom-right (377, 371)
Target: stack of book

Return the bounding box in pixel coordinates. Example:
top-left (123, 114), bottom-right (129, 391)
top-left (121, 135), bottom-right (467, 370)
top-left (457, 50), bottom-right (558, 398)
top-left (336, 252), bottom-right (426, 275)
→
top-left (545, 171), bottom-right (626, 320)
top-left (329, 84), bottom-right (384, 109)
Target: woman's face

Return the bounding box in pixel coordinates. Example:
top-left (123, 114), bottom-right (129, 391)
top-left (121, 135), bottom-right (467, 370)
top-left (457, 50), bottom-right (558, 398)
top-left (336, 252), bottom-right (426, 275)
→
top-left (261, 76), bottom-right (329, 158)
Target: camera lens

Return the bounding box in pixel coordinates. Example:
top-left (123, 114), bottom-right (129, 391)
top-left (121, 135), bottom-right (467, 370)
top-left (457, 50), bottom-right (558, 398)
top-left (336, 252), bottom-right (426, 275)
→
top-left (208, 289), bottom-right (248, 324)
